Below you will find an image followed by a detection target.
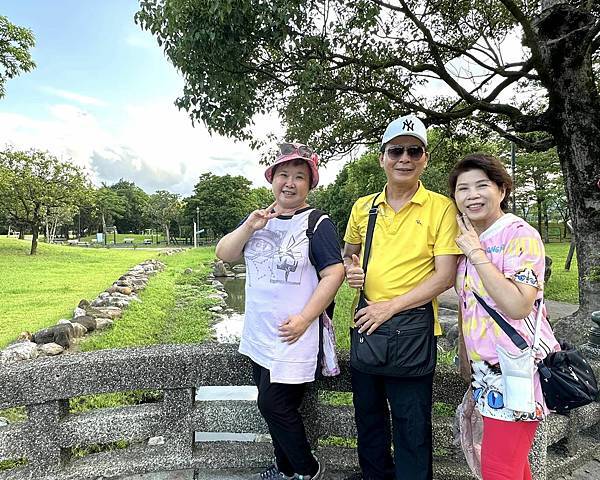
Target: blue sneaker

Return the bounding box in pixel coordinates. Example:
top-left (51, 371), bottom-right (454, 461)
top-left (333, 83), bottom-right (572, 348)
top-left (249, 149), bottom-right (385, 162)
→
top-left (257, 463), bottom-right (293, 479)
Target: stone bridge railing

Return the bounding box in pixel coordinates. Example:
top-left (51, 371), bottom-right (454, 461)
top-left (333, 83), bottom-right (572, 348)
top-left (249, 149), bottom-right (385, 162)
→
top-left (0, 343), bottom-right (599, 480)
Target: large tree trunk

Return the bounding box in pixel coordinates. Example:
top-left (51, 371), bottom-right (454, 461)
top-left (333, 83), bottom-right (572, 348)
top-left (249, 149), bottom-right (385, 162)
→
top-left (163, 224), bottom-right (170, 245)
top-left (534, 5), bottom-right (600, 343)
top-left (30, 221), bottom-right (39, 255)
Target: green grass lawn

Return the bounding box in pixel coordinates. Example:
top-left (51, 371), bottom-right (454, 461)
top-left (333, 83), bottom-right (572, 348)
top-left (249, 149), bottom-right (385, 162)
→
top-left (0, 238), bottom-right (162, 348)
top-left (544, 242), bottom-right (579, 304)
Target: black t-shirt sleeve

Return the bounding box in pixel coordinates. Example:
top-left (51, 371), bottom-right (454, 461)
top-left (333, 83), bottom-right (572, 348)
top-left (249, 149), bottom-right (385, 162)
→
top-left (311, 217), bottom-right (343, 273)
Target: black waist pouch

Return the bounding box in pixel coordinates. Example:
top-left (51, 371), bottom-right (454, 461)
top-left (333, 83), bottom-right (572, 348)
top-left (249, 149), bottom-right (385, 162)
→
top-left (350, 299), bottom-right (436, 377)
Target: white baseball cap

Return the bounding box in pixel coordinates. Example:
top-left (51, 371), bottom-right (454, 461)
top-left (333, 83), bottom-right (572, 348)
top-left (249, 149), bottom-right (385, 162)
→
top-left (381, 114), bottom-right (428, 147)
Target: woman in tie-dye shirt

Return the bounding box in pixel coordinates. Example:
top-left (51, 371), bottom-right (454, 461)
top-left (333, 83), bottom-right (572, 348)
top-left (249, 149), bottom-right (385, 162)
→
top-left (449, 153), bottom-right (559, 480)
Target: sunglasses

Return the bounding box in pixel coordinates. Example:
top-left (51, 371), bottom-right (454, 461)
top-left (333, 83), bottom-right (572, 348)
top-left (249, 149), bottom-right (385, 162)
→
top-left (385, 145), bottom-right (425, 160)
top-left (279, 143), bottom-right (313, 159)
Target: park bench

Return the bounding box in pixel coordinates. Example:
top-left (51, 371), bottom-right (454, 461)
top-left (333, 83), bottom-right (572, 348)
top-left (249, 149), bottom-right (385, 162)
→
top-left (123, 238), bottom-right (135, 244)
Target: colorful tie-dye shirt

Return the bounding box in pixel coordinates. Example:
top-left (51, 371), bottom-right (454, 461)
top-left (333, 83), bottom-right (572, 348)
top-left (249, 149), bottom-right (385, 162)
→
top-left (456, 214), bottom-right (560, 421)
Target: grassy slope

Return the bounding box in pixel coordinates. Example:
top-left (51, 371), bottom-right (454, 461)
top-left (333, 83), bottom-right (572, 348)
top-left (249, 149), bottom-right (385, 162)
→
top-left (0, 238), bottom-right (160, 348)
top-left (79, 247), bottom-right (216, 351)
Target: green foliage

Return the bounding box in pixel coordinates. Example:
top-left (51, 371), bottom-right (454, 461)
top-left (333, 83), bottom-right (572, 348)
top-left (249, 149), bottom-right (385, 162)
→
top-left (137, 0), bottom-right (599, 312)
top-left (0, 16), bottom-right (36, 99)
top-left (309, 148), bottom-right (385, 237)
top-left (145, 190), bottom-right (181, 244)
top-left (424, 127), bottom-right (504, 196)
top-left (0, 458), bottom-right (26, 472)
top-left (249, 186), bottom-right (274, 209)
top-left (512, 148), bottom-right (564, 241)
top-left (186, 173), bottom-right (255, 236)
top-left (94, 186), bottom-right (126, 230)
top-left (0, 148), bottom-right (91, 254)
top-left (0, 238), bottom-right (158, 348)
top-left (109, 179), bottom-right (150, 233)
top-left (69, 390), bottom-right (162, 414)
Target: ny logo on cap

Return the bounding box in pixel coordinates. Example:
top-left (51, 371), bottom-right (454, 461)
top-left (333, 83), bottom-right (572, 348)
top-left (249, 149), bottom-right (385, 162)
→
top-left (403, 120), bottom-right (414, 131)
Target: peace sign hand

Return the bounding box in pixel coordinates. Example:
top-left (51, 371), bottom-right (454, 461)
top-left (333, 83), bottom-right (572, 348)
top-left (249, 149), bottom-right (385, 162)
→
top-left (455, 214), bottom-right (483, 258)
top-left (244, 201), bottom-right (280, 232)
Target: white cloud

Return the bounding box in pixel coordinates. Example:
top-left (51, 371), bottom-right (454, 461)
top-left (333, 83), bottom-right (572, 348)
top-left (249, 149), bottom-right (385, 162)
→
top-left (40, 86), bottom-right (108, 107)
top-left (0, 93), bottom-right (347, 197)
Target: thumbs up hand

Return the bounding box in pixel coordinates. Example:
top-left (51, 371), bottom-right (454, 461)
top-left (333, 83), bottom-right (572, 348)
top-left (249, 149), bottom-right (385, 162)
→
top-left (345, 253), bottom-right (365, 289)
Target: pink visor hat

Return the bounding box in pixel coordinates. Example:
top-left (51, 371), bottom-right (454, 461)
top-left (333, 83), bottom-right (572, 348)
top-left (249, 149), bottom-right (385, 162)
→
top-left (264, 142), bottom-right (320, 188)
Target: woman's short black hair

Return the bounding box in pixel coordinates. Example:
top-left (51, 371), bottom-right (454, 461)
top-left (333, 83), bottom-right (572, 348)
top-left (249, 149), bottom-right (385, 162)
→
top-left (449, 153), bottom-right (513, 211)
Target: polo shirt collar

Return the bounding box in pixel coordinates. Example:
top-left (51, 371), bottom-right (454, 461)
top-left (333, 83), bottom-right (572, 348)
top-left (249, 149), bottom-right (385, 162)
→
top-left (375, 182), bottom-right (428, 207)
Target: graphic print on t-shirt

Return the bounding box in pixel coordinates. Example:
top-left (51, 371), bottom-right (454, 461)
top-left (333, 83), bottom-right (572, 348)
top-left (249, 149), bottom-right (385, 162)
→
top-left (245, 227), bottom-right (307, 286)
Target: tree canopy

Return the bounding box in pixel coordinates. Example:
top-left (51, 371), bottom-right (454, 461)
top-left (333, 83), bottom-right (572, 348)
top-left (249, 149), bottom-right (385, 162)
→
top-left (109, 179), bottom-right (150, 233)
top-left (0, 148), bottom-right (89, 254)
top-left (186, 173), bottom-right (255, 237)
top-left (0, 15), bottom-right (36, 99)
top-left (145, 190), bottom-right (182, 245)
top-left (137, 0), bottom-right (600, 329)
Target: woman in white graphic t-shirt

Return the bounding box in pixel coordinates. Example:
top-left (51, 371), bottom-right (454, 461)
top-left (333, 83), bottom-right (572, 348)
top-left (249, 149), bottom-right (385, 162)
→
top-left (216, 143), bottom-right (344, 480)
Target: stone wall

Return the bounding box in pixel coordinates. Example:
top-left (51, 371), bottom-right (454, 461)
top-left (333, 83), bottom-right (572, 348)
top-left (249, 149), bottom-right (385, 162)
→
top-left (0, 344), bottom-right (599, 480)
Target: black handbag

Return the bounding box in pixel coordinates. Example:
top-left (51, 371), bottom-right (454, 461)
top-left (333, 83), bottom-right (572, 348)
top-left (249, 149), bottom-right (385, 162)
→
top-left (473, 292), bottom-right (598, 414)
top-left (349, 197), bottom-right (436, 377)
top-left (537, 342), bottom-right (598, 413)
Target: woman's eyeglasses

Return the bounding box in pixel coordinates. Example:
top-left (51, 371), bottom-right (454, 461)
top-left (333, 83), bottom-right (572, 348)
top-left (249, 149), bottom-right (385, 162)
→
top-left (279, 143), bottom-right (313, 159)
top-left (385, 145), bottom-right (425, 161)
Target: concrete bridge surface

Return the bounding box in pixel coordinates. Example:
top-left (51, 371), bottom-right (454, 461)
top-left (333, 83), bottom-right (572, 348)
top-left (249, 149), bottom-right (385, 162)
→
top-left (115, 459), bottom-right (600, 480)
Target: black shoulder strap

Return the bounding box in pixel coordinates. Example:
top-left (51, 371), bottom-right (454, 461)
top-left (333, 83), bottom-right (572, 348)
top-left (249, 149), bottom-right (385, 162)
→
top-left (358, 196), bottom-right (379, 304)
top-left (306, 208), bottom-right (325, 269)
top-left (307, 208), bottom-right (335, 318)
top-left (472, 291), bottom-right (529, 350)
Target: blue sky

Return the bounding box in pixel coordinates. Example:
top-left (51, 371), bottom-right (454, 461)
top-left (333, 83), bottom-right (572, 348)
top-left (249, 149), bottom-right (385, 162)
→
top-left (0, 1), bottom-right (346, 195)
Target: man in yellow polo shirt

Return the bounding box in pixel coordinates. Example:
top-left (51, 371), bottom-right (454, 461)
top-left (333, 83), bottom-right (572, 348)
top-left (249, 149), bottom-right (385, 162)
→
top-left (343, 114), bottom-right (461, 480)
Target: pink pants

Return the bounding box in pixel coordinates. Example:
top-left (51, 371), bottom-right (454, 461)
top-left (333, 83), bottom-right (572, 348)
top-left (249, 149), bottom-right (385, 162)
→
top-left (481, 416), bottom-right (538, 480)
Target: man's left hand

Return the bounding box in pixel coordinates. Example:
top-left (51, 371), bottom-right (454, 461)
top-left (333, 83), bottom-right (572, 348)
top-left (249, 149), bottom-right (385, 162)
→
top-left (354, 300), bottom-right (395, 335)
top-left (279, 314), bottom-right (311, 344)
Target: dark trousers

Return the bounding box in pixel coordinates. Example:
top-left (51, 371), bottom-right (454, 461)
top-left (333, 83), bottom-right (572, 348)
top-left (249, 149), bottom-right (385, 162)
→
top-left (252, 361), bottom-right (318, 477)
top-left (351, 368), bottom-right (434, 480)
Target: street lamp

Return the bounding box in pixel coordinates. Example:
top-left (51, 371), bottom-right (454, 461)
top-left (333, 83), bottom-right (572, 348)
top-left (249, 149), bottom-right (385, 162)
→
top-left (196, 206), bottom-right (200, 247)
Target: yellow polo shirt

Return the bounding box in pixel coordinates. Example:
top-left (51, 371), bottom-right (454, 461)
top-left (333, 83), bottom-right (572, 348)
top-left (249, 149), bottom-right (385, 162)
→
top-left (344, 183), bottom-right (461, 335)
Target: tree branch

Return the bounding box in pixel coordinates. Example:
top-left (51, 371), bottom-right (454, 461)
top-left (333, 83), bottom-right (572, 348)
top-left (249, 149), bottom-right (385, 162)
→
top-left (497, 0), bottom-right (543, 66)
top-left (587, 20), bottom-right (600, 50)
top-left (474, 117), bottom-right (554, 151)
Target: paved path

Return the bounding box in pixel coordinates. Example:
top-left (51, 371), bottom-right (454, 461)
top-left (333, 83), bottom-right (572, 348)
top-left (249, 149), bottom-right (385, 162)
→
top-left (437, 288), bottom-right (579, 320)
top-left (116, 460), bottom-right (600, 480)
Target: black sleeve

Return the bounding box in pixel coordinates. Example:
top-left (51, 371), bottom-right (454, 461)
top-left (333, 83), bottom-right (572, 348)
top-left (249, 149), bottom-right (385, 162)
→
top-left (311, 217), bottom-right (343, 273)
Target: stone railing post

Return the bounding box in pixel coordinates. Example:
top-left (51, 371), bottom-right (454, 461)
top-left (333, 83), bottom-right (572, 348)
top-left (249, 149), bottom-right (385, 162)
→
top-left (26, 400), bottom-right (70, 475)
top-left (529, 420), bottom-right (548, 480)
top-left (163, 388), bottom-right (195, 461)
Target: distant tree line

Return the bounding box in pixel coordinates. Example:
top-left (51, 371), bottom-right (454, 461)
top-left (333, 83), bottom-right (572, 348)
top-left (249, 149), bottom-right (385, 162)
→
top-left (0, 147), bottom-right (275, 254)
